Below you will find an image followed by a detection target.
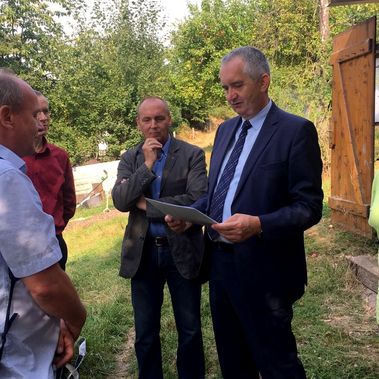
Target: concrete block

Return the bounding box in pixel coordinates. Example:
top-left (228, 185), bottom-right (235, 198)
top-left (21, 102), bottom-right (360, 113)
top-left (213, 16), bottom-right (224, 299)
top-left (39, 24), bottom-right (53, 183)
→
top-left (347, 255), bottom-right (379, 293)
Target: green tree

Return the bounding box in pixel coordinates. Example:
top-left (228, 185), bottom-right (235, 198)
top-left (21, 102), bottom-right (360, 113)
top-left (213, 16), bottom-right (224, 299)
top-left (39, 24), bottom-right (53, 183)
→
top-left (44, 0), bottom-right (168, 163)
top-left (0, 0), bottom-right (80, 86)
top-left (168, 0), bottom-right (254, 127)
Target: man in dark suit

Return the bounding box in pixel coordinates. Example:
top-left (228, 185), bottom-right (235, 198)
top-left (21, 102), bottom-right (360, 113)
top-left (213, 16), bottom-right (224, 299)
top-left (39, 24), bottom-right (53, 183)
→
top-left (112, 96), bottom-right (207, 379)
top-left (167, 47), bottom-right (323, 378)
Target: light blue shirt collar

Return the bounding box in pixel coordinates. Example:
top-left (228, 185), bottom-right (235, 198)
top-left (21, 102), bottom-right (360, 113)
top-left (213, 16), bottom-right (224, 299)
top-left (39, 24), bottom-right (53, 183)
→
top-left (0, 144), bottom-right (27, 173)
top-left (242, 99), bottom-right (272, 130)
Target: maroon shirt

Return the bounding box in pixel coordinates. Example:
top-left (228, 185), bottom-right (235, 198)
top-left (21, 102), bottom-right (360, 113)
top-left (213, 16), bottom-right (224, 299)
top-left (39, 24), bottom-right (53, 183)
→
top-left (23, 138), bottom-right (76, 234)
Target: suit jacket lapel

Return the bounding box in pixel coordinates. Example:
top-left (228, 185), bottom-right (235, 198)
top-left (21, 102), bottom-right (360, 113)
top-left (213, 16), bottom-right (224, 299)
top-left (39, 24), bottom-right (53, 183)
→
top-left (136, 144), bottom-right (145, 167)
top-left (208, 117), bottom-right (241, 200)
top-left (233, 103), bottom-right (280, 201)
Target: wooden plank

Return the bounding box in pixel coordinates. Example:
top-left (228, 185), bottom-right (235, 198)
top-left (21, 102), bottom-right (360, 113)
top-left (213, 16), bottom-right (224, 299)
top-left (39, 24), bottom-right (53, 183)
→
top-left (330, 38), bottom-right (372, 64)
top-left (329, 17), bottom-right (376, 238)
top-left (329, 0), bottom-right (379, 7)
top-left (331, 209), bottom-right (373, 238)
top-left (328, 196), bottom-right (369, 217)
top-left (347, 255), bottom-right (379, 293)
top-left (335, 63), bottom-right (364, 204)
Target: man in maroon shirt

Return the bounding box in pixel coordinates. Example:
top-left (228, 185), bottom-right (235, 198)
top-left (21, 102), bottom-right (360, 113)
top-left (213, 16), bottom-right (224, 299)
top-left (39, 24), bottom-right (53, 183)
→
top-left (23, 91), bottom-right (76, 270)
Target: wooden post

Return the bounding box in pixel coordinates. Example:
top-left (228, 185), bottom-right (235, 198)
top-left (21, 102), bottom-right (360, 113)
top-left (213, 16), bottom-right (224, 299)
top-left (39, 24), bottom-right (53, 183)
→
top-left (320, 0), bottom-right (330, 42)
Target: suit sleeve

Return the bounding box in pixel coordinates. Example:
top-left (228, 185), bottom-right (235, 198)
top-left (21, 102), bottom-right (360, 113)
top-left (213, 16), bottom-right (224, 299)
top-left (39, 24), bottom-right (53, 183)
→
top-left (259, 121), bottom-right (323, 239)
top-left (112, 148), bottom-right (156, 212)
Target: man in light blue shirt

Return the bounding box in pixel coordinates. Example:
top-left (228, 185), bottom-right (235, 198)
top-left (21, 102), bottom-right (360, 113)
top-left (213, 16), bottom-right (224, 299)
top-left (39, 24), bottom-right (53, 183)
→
top-left (0, 72), bottom-right (86, 378)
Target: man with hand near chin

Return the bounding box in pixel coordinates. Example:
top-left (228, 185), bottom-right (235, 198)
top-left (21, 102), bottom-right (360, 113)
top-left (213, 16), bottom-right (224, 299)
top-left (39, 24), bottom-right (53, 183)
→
top-left (112, 96), bottom-right (207, 379)
top-left (23, 91), bottom-right (76, 270)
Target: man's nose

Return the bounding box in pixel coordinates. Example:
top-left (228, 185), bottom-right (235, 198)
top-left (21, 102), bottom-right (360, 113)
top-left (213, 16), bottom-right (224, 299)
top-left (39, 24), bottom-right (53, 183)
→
top-left (37, 111), bottom-right (47, 122)
top-left (226, 88), bottom-right (237, 102)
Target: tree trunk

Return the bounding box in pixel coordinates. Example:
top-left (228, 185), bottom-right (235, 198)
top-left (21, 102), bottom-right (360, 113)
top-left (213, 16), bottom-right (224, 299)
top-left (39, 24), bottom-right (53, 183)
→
top-left (320, 0), bottom-right (330, 42)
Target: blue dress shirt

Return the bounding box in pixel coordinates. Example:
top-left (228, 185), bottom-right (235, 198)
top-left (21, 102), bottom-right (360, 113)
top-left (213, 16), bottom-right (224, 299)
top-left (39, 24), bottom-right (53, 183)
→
top-left (148, 136), bottom-right (172, 237)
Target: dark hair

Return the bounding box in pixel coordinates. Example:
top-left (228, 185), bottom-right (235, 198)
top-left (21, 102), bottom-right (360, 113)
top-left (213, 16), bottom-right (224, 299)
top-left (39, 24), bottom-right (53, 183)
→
top-left (221, 46), bottom-right (270, 80)
top-left (0, 73), bottom-right (23, 112)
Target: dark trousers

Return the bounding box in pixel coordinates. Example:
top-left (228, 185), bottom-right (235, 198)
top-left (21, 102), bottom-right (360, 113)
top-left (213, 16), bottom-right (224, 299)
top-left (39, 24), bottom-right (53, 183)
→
top-left (56, 234), bottom-right (68, 271)
top-left (209, 244), bottom-right (306, 379)
top-left (131, 240), bottom-right (205, 379)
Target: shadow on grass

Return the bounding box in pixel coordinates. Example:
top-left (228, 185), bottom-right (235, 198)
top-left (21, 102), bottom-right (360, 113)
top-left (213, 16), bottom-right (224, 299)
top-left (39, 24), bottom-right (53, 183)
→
top-left (66, 238), bottom-right (135, 378)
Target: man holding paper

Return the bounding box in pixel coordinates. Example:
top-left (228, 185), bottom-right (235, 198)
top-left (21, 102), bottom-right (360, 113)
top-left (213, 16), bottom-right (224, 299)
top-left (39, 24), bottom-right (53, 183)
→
top-left (166, 46), bottom-right (323, 379)
top-left (112, 96), bottom-right (207, 379)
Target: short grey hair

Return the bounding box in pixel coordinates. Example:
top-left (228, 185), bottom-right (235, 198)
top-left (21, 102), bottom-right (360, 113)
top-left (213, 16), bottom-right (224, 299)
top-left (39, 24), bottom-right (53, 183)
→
top-left (0, 72), bottom-right (23, 112)
top-left (34, 89), bottom-right (49, 105)
top-left (221, 46), bottom-right (270, 80)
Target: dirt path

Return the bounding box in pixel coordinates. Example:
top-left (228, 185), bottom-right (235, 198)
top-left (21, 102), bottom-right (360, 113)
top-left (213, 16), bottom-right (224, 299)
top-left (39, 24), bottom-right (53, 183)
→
top-left (107, 328), bottom-right (136, 378)
top-left (66, 208), bottom-right (125, 231)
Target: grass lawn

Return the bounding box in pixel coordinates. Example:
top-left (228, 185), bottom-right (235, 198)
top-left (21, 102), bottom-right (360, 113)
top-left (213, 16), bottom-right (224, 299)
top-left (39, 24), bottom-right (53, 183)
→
top-left (64, 197), bottom-right (379, 378)
top-left (64, 128), bottom-right (378, 378)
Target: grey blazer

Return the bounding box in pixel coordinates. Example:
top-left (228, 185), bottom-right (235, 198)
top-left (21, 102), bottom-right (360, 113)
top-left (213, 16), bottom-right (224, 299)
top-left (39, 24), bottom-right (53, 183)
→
top-left (112, 137), bottom-right (207, 279)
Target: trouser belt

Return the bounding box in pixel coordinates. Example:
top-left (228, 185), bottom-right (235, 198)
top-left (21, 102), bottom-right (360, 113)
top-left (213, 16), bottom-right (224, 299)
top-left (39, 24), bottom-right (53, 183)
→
top-left (147, 236), bottom-right (169, 247)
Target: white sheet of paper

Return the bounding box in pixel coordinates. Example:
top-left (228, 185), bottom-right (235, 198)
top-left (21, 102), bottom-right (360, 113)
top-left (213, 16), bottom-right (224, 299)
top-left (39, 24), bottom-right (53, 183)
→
top-left (146, 198), bottom-right (216, 226)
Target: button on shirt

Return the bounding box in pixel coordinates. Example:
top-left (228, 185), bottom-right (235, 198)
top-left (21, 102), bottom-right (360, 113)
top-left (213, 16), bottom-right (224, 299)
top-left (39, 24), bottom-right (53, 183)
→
top-left (148, 137), bottom-right (171, 237)
top-left (217, 100), bottom-right (272, 222)
top-left (0, 144), bottom-right (61, 379)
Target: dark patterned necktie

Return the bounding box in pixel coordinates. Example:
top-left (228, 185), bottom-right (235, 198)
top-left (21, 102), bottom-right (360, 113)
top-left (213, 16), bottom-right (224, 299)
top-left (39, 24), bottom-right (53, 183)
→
top-left (208, 120), bottom-right (252, 238)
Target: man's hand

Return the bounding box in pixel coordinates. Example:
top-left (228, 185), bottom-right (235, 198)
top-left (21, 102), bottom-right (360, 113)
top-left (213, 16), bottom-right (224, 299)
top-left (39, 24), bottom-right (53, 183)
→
top-left (142, 138), bottom-right (162, 169)
top-left (165, 214), bottom-right (192, 234)
top-left (212, 213), bottom-right (261, 243)
top-left (136, 196), bottom-right (147, 211)
top-left (22, 264), bottom-right (86, 344)
top-left (54, 319), bottom-right (75, 368)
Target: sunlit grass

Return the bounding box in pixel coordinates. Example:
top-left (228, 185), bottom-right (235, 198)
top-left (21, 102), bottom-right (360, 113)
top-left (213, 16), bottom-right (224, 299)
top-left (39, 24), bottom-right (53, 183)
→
top-left (63, 136), bottom-right (378, 378)
top-left (64, 205), bottom-right (378, 378)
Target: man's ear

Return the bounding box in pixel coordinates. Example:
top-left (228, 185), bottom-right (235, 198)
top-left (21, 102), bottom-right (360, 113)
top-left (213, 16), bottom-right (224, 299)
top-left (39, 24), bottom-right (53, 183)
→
top-left (260, 73), bottom-right (270, 93)
top-left (0, 105), bottom-right (14, 130)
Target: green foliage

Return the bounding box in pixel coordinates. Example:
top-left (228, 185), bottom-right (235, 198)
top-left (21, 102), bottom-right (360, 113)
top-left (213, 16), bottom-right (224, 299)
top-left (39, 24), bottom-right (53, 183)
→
top-left (329, 3), bottom-right (379, 36)
top-left (0, 0), bottom-right (66, 83)
top-left (1, 0), bottom-right (379, 165)
top-left (168, 0), bottom-right (253, 127)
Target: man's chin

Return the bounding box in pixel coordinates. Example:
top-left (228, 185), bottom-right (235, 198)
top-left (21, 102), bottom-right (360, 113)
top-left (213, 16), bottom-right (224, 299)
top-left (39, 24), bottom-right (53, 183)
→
top-left (231, 104), bottom-right (243, 113)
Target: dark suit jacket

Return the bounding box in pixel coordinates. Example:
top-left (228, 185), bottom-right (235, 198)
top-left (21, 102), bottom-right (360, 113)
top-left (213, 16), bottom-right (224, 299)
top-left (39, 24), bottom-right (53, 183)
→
top-left (112, 137), bottom-right (207, 280)
top-left (206, 102), bottom-right (323, 303)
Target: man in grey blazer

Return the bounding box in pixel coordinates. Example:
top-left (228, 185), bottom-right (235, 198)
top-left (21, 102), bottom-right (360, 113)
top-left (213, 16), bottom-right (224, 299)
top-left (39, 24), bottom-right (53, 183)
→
top-left (112, 96), bottom-right (207, 379)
